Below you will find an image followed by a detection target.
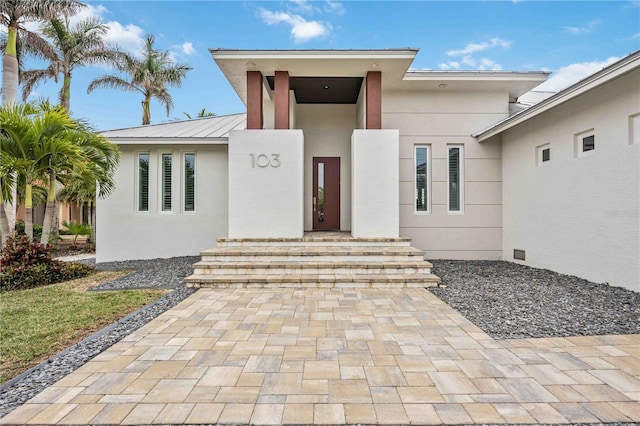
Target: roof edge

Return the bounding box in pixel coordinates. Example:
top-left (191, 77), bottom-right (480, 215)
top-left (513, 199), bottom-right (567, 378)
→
top-left (473, 50), bottom-right (640, 141)
top-left (100, 112), bottom-right (246, 135)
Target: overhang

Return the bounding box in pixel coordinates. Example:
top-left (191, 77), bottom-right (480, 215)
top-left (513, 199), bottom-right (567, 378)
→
top-left (473, 50), bottom-right (640, 141)
top-left (210, 48), bottom-right (419, 105)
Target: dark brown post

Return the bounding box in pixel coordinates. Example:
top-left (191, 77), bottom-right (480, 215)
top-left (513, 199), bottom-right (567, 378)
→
top-left (246, 71), bottom-right (263, 129)
top-left (366, 71), bottom-right (382, 130)
top-left (274, 71), bottom-right (290, 129)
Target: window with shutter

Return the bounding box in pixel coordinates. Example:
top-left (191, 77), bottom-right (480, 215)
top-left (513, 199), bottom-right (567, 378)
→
top-left (161, 154), bottom-right (172, 211)
top-left (138, 153), bottom-right (149, 212)
top-left (184, 153), bottom-right (195, 212)
top-left (448, 145), bottom-right (464, 213)
top-left (415, 146), bottom-right (429, 213)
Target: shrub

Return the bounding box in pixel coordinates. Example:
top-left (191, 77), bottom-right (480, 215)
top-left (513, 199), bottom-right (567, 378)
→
top-left (14, 219), bottom-right (43, 241)
top-left (0, 235), bottom-right (94, 291)
top-left (62, 220), bottom-right (91, 246)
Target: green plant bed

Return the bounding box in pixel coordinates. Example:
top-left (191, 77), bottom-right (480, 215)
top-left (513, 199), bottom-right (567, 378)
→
top-left (0, 271), bottom-right (167, 383)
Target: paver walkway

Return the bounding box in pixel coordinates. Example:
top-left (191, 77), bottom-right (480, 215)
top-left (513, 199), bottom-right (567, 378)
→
top-left (2, 288), bottom-right (639, 424)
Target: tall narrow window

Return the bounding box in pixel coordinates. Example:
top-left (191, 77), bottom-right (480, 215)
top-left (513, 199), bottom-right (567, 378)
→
top-left (138, 153), bottom-right (149, 212)
top-left (184, 153), bottom-right (195, 212)
top-left (415, 146), bottom-right (429, 212)
top-left (161, 153), bottom-right (172, 211)
top-left (448, 145), bottom-right (464, 212)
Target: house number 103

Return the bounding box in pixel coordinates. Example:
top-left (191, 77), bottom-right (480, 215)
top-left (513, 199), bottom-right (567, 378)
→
top-left (250, 153), bottom-right (281, 168)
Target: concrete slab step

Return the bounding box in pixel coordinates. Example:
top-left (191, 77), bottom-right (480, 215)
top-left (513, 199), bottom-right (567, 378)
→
top-left (192, 260), bottom-right (433, 275)
top-left (217, 237), bottom-right (412, 247)
top-left (184, 273), bottom-right (441, 289)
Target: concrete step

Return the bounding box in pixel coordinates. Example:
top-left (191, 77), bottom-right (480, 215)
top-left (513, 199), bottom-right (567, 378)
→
top-left (192, 260), bottom-right (433, 276)
top-left (199, 246), bottom-right (426, 263)
top-left (184, 272), bottom-right (441, 289)
top-left (217, 237), bottom-right (412, 248)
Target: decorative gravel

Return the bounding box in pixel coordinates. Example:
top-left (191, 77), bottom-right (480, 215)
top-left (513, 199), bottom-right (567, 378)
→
top-left (91, 256), bottom-right (200, 290)
top-left (0, 256), bottom-right (198, 419)
top-left (430, 260), bottom-right (640, 340)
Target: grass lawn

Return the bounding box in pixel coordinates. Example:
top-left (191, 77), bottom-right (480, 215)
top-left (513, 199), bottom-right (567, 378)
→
top-left (0, 271), bottom-right (168, 383)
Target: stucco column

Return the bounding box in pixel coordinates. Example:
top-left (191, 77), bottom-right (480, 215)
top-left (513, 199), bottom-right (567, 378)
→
top-left (274, 71), bottom-right (290, 129)
top-left (246, 71), bottom-right (263, 129)
top-left (366, 71), bottom-right (382, 130)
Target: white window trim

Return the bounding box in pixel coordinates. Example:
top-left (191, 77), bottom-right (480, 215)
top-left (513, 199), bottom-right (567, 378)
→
top-left (414, 145), bottom-right (431, 214)
top-left (159, 152), bottom-right (173, 213)
top-left (574, 129), bottom-right (595, 158)
top-left (136, 152), bottom-right (150, 214)
top-left (536, 143), bottom-right (551, 167)
top-left (447, 144), bottom-right (464, 214)
top-left (182, 151), bottom-right (196, 213)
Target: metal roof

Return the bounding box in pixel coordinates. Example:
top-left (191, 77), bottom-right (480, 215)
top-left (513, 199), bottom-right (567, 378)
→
top-left (101, 113), bottom-right (246, 143)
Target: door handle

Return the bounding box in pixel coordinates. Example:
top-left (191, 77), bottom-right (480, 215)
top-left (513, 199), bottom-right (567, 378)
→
top-left (313, 197), bottom-right (317, 211)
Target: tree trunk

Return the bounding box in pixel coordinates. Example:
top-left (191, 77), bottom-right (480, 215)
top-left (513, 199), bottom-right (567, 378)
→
top-left (2, 25), bottom-right (18, 107)
top-left (87, 199), bottom-right (95, 244)
top-left (60, 73), bottom-right (71, 112)
top-left (40, 172), bottom-right (57, 247)
top-left (0, 200), bottom-right (10, 248)
top-left (25, 183), bottom-right (33, 240)
top-left (142, 96), bottom-right (151, 125)
top-left (2, 26), bottom-right (19, 232)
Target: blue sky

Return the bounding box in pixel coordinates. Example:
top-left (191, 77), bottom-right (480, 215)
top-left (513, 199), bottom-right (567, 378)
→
top-left (12, 0), bottom-right (640, 131)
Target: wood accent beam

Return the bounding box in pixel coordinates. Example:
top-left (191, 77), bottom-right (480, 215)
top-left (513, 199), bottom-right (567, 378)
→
top-left (274, 71), bottom-right (290, 129)
top-left (366, 71), bottom-right (382, 130)
top-left (246, 71), bottom-right (263, 129)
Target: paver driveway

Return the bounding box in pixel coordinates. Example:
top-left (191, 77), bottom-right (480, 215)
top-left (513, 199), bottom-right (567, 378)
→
top-left (2, 288), bottom-right (639, 424)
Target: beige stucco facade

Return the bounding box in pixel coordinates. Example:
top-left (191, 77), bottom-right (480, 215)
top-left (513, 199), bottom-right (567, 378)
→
top-left (499, 69), bottom-right (640, 291)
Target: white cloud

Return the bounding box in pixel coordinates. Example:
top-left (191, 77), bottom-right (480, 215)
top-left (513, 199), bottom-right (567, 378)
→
top-left (563, 20), bottom-right (600, 34)
top-left (325, 1), bottom-right (345, 15)
top-left (67, 3), bottom-right (144, 54)
top-left (438, 61), bottom-right (460, 70)
top-left (631, 32), bottom-right (640, 39)
top-left (169, 42), bottom-right (196, 62)
top-left (258, 8), bottom-right (331, 43)
top-left (289, 0), bottom-right (317, 14)
top-left (535, 56), bottom-right (621, 92)
top-left (478, 57), bottom-right (502, 71)
top-left (447, 37), bottom-right (512, 57)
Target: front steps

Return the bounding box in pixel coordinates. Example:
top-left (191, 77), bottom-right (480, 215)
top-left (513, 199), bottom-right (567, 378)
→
top-left (184, 233), bottom-right (440, 289)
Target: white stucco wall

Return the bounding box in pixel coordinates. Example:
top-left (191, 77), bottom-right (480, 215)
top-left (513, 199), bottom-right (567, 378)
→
top-left (296, 104), bottom-right (356, 231)
top-left (384, 90), bottom-right (507, 259)
top-left (228, 130), bottom-right (304, 238)
top-left (351, 130), bottom-right (400, 238)
top-left (96, 144), bottom-right (229, 262)
top-left (502, 70), bottom-right (640, 291)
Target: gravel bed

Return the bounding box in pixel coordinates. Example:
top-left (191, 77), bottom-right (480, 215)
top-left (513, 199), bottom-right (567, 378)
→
top-left (0, 256), bottom-right (198, 419)
top-left (430, 260), bottom-right (640, 340)
top-left (91, 256), bottom-right (200, 290)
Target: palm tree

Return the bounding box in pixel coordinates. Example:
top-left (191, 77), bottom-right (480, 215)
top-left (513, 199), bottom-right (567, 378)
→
top-left (0, 100), bottom-right (117, 245)
top-left (54, 122), bottom-right (119, 245)
top-left (87, 34), bottom-right (192, 125)
top-left (1, 0), bottom-right (83, 238)
top-left (20, 15), bottom-right (123, 112)
top-left (183, 108), bottom-right (216, 119)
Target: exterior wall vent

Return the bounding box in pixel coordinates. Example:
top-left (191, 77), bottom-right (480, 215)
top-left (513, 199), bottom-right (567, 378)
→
top-left (513, 249), bottom-right (526, 261)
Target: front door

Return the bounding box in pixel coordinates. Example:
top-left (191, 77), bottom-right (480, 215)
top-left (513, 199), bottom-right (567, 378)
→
top-left (313, 157), bottom-right (340, 230)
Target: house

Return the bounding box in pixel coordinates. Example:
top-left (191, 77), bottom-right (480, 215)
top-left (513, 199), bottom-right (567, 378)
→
top-left (98, 48), bottom-right (639, 292)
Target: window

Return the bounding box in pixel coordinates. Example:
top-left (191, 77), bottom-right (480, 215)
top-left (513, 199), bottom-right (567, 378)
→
top-left (184, 153), bottom-right (195, 212)
top-left (583, 135), bottom-right (595, 152)
top-left (138, 153), bottom-right (149, 212)
top-left (448, 145), bottom-right (464, 212)
top-left (161, 153), bottom-right (172, 211)
top-left (574, 129), bottom-right (595, 158)
top-left (414, 146), bottom-right (430, 213)
top-left (537, 143), bottom-right (550, 166)
top-left (630, 113), bottom-right (640, 145)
